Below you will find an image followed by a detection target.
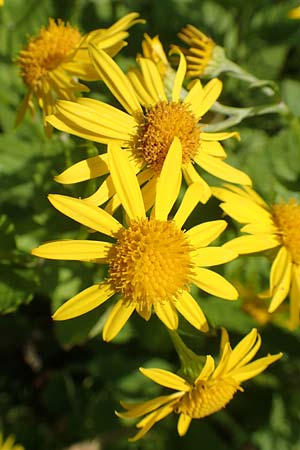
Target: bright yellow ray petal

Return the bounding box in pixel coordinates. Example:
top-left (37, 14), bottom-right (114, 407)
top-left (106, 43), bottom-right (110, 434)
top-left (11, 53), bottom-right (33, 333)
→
top-left (175, 291), bottom-right (208, 331)
top-left (223, 235), bottom-right (280, 254)
top-left (226, 329), bottom-right (259, 372)
top-left (201, 131), bottom-right (240, 141)
top-left (108, 143), bottom-right (146, 220)
top-left (269, 247), bottom-right (292, 312)
top-left (140, 367), bottom-right (191, 391)
top-left (129, 404), bottom-right (175, 441)
top-left (48, 100), bottom-right (132, 143)
top-left (186, 220), bottom-right (227, 248)
top-left (232, 353), bottom-right (283, 383)
top-left (154, 301), bottom-right (178, 329)
top-left (88, 44), bottom-right (142, 114)
top-left (196, 355), bottom-right (215, 382)
top-left (191, 267), bottom-right (238, 300)
top-left (118, 393), bottom-right (180, 418)
top-left (103, 299), bottom-right (136, 342)
top-left (191, 246), bottom-right (237, 267)
top-left (171, 50), bottom-right (186, 102)
top-left (52, 282), bottom-right (115, 320)
top-left (241, 223), bottom-right (279, 234)
top-left (31, 239), bottom-right (112, 261)
top-left (184, 79), bottom-right (203, 113)
top-left (48, 194), bottom-right (122, 237)
top-left (139, 57), bottom-right (167, 102)
top-left (201, 141), bottom-right (226, 158)
top-left (173, 183), bottom-right (203, 228)
top-left (177, 413), bottom-right (192, 436)
top-left (194, 152), bottom-right (252, 185)
top-left (188, 78), bottom-right (222, 119)
top-left (154, 137), bottom-right (182, 220)
top-left (289, 266), bottom-right (300, 329)
top-left (83, 175), bottom-right (115, 206)
top-left (55, 154), bottom-right (109, 184)
top-left (127, 69), bottom-right (157, 106)
top-left (182, 164), bottom-right (211, 204)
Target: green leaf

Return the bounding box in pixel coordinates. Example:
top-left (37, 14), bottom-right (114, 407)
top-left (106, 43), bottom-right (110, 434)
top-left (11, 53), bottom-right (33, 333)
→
top-left (0, 264), bottom-right (35, 313)
top-left (281, 79), bottom-right (300, 117)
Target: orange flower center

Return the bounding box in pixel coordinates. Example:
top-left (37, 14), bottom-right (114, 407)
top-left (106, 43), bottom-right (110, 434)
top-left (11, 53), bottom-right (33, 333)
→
top-left (132, 101), bottom-right (201, 174)
top-left (108, 219), bottom-right (192, 307)
top-left (177, 377), bottom-right (239, 419)
top-left (272, 199), bottom-right (300, 264)
top-left (17, 18), bottom-right (82, 88)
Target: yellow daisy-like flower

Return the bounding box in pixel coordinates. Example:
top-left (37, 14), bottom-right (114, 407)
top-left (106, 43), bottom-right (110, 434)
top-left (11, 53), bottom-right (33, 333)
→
top-left (213, 184), bottom-right (300, 328)
top-left (16, 13), bottom-right (143, 136)
top-left (32, 139), bottom-right (238, 341)
top-left (117, 328), bottom-right (282, 440)
top-left (0, 434), bottom-right (24, 450)
top-left (48, 47), bottom-right (251, 208)
top-left (176, 25), bottom-right (216, 78)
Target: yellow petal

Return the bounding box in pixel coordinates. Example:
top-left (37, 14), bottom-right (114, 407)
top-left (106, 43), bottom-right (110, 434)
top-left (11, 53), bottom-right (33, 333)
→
top-left (103, 299), bottom-right (135, 341)
top-left (232, 353), bottom-right (283, 383)
top-left (196, 355), bottom-right (215, 382)
top-left (52, 283), bottom-right (114, 320)
top-left (129, 404), bottom-right (175, 441)
top-left (48, 194), bottom-right (122, 237)
top-left (140, 367), bottom-right (191, 391)
top-left (201, 141), bottom-right (226, 158)
top-left (48, 100), bottom-right (132, 143)
top-left (175, 291), bottom-right (208, 331)
top-left (289, 265), bottom-right (300, 329)
top-left (173, 182), bottom-right (203, 228)
top-left (195, 152), bottom-right (252, 185)
top-left (226, 329), bottom-right (260, 372)
top-left (154, 137), bottom-right (182, 220)
top-left (128, 69), bottom-right (156, 106)
top-left (177, 413), bottom-right (192, 436)
top-left (269, 247), bottom-right (292, 312)
top-left (171, 50), bottom-right (186, 102)
top-left (191, 267), bottom-right (238, 300)
top-left (201, 131), bottom-right (240, 141)
top-left (89, 45), bottom-right (142, 114)
top-left (108, 143), bottom-right (146, 220)
top-left (186, 220), bottom-right (227, 248)
top-left (118, 393), bottom-right (179, 418)
top-left (223, 235), bottom-right (280, 254)
top-left (31, 239), bottom-right (112, 261)
top-left (138, 57), bottom-right (167, 102)
top-left (191, 246), bottom-right (237, 267)
top-left (154, 301), bottom-right (178, 330)
top-left (188, 78), bottom-right (222, 119)
top-left (55, 154), bottom-right (109, 184)
top-left (83, 175), bottom-right (115, 206)
top-left (182, 163), bottom-right (211, 203)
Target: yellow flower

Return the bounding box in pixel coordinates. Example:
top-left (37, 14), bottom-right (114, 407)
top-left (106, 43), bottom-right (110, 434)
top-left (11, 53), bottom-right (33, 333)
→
top-left (176, 25), bottom-right (217, 78)
top-left (48, 47), bottom-right (251, 208)
top-left (16, 13), bottom-right (143, 136)
top-left (213, 184), bottom-right (300, 328)
top-left (32, 139), bottom-right (238, 341)
top-left (0, 434), bottom-right (24, 450)
top-left (288, 6), bottom-right (300, 19)
top-left (117, 328), bottom-right (282, 440)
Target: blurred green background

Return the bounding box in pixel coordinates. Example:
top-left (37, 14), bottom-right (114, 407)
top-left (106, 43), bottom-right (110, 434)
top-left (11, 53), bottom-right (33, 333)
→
top-left (1, 0), bottom-right (300, 449)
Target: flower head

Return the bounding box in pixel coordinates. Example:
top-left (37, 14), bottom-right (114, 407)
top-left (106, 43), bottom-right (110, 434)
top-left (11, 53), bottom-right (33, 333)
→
top-left (213, 184), bottom-right (300, 328)
top-left (288, 6), bottom-right (300, 19)
top-left (48, 47), bottom-right (250, 207)
top-left (32, 139), bottom-right (238, 341)
top-left (16, 13), bottom-right (143, 136)
top-left (175, 25), bottom-right (217, 78)
top-left (117, 328), bottom-right (282, 440)
top-left (0, 434), bottom-right (24, 450)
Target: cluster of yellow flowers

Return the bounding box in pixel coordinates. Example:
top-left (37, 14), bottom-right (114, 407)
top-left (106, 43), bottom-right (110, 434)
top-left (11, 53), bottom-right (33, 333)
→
top-left (16, 12), bottom-right (299, 440)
